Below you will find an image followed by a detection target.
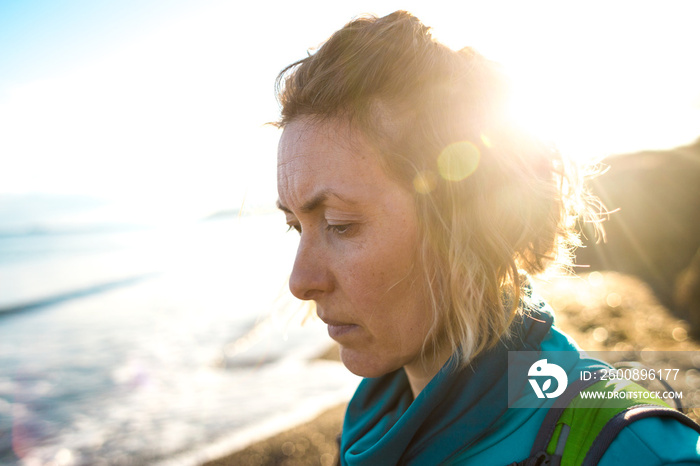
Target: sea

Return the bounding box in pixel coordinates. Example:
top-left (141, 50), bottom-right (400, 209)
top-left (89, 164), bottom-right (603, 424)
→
top-left (0, 205), bottom-right (360, 465)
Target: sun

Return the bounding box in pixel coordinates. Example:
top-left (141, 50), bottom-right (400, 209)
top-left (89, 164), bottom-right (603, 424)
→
top-left (425, 0), bottom-right (700, 164)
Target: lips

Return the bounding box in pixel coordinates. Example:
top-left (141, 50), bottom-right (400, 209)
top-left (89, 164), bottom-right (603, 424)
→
top-left (327, 323), bottom-right (359, 339)
top-left (319, 315), bottom-right (359, 340)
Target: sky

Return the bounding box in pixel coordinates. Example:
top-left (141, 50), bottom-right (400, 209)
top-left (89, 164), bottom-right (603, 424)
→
top-left (1, 0), bottom-right (699, 225)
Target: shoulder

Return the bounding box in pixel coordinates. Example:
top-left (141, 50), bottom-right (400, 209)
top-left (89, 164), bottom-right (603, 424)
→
top-left (599, 416), bottom-right (700, 465)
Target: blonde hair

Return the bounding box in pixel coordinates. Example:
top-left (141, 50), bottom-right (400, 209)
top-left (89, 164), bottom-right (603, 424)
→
top-left (275, 11), bottom-right (595, 365)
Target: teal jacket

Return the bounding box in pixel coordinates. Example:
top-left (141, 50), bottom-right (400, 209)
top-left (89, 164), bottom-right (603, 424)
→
top-left (340, 298), bottom-right (700, 465)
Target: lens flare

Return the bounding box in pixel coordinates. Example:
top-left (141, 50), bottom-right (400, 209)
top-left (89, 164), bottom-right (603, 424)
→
top-left (437, 141), bottom-right (480, 181)
top-left (413, 170), bottom-right (438, 194)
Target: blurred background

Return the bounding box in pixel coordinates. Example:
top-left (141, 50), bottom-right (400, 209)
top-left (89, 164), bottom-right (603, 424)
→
top-left (1, 0), bottom-right (699, 464)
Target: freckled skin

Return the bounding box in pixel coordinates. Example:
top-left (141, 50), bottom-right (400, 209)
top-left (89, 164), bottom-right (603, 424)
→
top-left (277, 117), bottom-right (438, 386)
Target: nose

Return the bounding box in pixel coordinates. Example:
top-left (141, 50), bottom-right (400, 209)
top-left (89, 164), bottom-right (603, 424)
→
top-left (289, 235), bottom-right (333, 300)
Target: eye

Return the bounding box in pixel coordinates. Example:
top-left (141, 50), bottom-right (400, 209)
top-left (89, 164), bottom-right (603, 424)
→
top-left (286, 224), bottom-right (301, 235)
top-left (327, 224), bottom-right (353, 235)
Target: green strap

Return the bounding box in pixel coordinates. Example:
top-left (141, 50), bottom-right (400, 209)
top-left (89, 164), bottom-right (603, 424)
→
top-left (545, 380), bottom-right (670, 465)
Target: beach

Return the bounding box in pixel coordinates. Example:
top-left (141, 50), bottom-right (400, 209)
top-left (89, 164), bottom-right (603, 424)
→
top-left (206, 271), bottom-right (700, 465)
top-left (202, 343), bottom-right (345, 466)
top-left (205, 402), bottom-right (346, 466)
top-left (3, 212), bottom-right (700, 465)
top-left (0, 214), bottom-right (361, 465)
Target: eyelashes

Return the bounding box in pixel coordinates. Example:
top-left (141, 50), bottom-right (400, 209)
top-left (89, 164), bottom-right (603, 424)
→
top-left (285, 223), bottom-right (355, 236)
top-left (327, 224), bottom-right (352, 235)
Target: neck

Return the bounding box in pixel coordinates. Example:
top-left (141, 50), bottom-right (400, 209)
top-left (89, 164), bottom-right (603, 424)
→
top-left (404, 346), bottom-right (453, 399)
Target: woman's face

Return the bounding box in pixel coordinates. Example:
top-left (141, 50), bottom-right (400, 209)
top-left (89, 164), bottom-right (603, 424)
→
top-left (277, 117), bottom-right (434, 379)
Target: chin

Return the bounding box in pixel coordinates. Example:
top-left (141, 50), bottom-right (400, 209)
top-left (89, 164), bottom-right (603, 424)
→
top-left (339, 346), bottom-right (402, 378)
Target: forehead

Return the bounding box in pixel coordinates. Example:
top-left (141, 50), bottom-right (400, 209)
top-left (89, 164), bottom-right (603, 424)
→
top-left (278, 117), bottom-right (367, 165)
top-left (277, 118), bottom-right (391, 205)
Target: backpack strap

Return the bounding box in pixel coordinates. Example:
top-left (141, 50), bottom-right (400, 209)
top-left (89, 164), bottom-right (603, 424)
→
top-left (582, 405), bottom-right (700, 465)
top-left (513, 368), bottom-right (700, 466)
top-left (510, 370), bottom-right (607, 466)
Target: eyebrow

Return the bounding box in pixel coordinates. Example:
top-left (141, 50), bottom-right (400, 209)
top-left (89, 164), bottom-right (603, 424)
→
top-left (276, 190), bottom-right (355, 215)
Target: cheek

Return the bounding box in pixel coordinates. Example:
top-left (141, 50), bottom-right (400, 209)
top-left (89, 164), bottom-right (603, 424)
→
top-left (345, 230), bottom-right (427, 318)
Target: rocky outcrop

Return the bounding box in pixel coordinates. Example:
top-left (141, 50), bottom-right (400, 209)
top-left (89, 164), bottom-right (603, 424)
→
top-left (575, 138), bottom-right (700, 332)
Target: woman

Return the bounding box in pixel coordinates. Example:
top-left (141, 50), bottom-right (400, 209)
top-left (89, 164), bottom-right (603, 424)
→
top-left (274, 11), bottom-right (700, 465)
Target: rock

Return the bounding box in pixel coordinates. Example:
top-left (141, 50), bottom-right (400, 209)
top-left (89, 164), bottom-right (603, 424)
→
top-left (676, 248), bottom-right (700, 335)
top-left (575, 138), bottom-right (700, 329)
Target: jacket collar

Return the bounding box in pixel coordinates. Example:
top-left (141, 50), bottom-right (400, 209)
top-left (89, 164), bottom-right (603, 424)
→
top-left (341, 297), bottom-right (555, 465)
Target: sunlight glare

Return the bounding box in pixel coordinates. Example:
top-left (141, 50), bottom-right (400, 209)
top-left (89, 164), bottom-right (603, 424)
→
top-left (427, 1), bottom-right (700, 164)
top-left (437, 141), bottom-right (480, 182)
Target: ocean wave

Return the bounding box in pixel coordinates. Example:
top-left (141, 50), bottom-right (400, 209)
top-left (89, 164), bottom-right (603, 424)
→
top-left (0, 273), bottom-right (158, 317)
